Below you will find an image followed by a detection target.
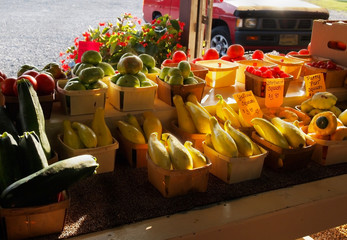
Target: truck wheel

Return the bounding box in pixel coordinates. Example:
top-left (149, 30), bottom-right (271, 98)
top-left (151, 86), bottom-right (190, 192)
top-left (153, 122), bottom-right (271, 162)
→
top-left (211, 26), bottom-right (231, 56)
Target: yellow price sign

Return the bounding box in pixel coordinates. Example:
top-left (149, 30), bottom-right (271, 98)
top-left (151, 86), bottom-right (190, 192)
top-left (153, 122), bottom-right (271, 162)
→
top-left (265, 78), bottom-right (284, 108)
top-left (233, 91), bottom-right (263, 124)
top-left (304, 73), bottom-right (326, 97)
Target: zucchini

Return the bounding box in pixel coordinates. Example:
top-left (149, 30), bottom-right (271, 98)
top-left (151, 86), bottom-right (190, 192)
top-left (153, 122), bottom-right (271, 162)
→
top-left (0, 106), bottom-right (19, 142)
top-left (17, 78), bottom-right (52, 159)
top-left (0, 154), bottom-right (98, 208)
top-left (0, 132), bottom-right (23, 193)
top-left (19, 131), bottom-right (48, 176)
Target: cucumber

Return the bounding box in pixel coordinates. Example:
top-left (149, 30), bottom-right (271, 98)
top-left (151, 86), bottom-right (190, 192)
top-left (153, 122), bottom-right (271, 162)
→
top-left (0, 132), bottom-right (23, 193)
top-left (0, 106), bottom-right (19, 142)
top-left (0, 154), bottom-right (99, 208)
top-left (17, 78), bottom-right (52, 159)
top-left (19, 131), bottom-right (48, 176)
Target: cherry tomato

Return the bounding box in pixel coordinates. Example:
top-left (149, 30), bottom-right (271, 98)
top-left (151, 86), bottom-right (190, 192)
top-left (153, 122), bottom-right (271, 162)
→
top-left (191, 57), bottom-right (203, 64)
top-left (35, 73), bottom-right (55, 95)
top-left (227, 44), bottom-right (245, 59)
top-left (1, 77), bottom-right (17, 96)
top-left (172, 51), bottom-right (187, 63)
top-left (220, 55), bottom-right (232, 61)
top-left (286, 51), bottom-right (298, 56)
top-left (252, 50), bottom-right (264, 60)
top-left (203, 48), bottom-right (219, 60)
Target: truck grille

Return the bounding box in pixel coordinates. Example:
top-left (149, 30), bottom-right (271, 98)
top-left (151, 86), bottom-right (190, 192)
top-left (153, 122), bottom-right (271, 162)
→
top-left (262, 19), bottom-right (312, 30)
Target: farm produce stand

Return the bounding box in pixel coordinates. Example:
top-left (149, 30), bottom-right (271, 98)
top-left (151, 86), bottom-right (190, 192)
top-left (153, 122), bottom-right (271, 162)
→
top-left (33, 79), bottom-right (347, 240)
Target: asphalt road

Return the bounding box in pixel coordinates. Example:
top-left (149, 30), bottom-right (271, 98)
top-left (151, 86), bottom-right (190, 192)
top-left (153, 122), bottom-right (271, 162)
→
top-left (0, 0), bottom-right (346, 77)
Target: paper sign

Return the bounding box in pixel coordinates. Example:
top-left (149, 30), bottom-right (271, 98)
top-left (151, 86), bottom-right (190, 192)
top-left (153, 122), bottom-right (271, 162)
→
top-left (265, 78), bottom-right (284, 108)
top-left (233, 91), bottom-right (263, 124)
top-left (304, 73), bottom-right (326, 97)
top-left (77, 41), bottom-right (100, 63)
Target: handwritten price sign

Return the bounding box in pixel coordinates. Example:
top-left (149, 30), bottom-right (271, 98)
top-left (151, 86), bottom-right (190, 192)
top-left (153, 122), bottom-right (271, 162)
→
top-left (233, 91), bottom-right (263, 124)
top-left (265, 78), bottom-right (284, 108)
top-left (304, 73), bottom-right (326, 97)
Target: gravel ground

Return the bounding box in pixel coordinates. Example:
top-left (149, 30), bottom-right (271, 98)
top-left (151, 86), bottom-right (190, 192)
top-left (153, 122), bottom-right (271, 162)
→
top-left (0, 1), bottom-right (346, 239)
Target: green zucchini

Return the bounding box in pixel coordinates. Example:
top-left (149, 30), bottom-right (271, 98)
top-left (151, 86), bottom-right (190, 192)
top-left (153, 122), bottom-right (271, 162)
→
top-left (0, 106), bottom-right (19, 142)
top-left (19, 131), bottom-right (48, 176)
top-left (0, 154), bottom-right (99, 208)
top-left (17, 78), bottom-right (52, 159)
top-left (0, 132), bottom-right (23, 193)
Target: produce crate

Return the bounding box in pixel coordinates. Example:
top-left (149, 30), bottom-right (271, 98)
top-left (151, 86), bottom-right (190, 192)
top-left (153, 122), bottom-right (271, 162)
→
top-left (115, 129), bottom-right (148, 168)
top-left (0, 191), bottom-right (69, 240)
top-left (147, 153), bottom-right (211, 198)
top-left (56, 80), bottom-right (107, 116)
top-left (156, 76), bottom-right (205, 106)
top-left (170, 120), bottom-right (205, 152)
top-left (161, 62), bottom-right (209, 80)
top-left (264, 54), bottom-right (304, 79)
top-left (4, 91), bottom-right (55, 121)
top-left (235, 60), bottom-right (277, 84)
top-left (251, 131), bottom-right (316, 170)
top-left (305, 134), bottom-right (347, 166)
top-left (195, 59), bottom-right (239, 88)
top-left (108, 80), bottom-right (157, 112)
top-left (57, 134), bottom-right (119, 174)
top-left (302, 63), bottom-right (347, 88)
top-left (202, 142), bottom-right (267, 184)
top-left (244, 71), bottom-right (293, 98)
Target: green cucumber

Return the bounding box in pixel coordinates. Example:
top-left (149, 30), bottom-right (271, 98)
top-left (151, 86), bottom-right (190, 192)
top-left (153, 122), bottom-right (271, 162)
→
top-left (17, 78), bottom-right (52, 159)
top-left (0, 154), bottom-right (99, 208)
top-left (0, 106), bottom-right (19, 142)
top-left (0, 132), bottom-right (23, 193)
top-left (19, 131), bottom-right (48, 176)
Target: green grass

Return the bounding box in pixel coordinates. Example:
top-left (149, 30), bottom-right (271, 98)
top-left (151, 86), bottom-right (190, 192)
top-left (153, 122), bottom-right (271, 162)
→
top-left (304, 0), bottom-right (347, 11)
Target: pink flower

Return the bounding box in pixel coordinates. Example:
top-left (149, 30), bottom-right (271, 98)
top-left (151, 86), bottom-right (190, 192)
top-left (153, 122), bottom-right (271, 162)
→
top-left (99, 22), bottom-right (105, 26)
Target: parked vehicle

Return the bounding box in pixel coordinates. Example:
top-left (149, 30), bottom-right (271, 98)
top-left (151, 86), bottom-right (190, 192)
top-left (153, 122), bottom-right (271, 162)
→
top-left (142, 0), bottom-right (329, 55)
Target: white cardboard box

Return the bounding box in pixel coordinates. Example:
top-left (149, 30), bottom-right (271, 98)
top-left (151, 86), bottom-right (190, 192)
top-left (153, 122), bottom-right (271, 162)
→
top-left (310, 20), bottom-right (347, 67)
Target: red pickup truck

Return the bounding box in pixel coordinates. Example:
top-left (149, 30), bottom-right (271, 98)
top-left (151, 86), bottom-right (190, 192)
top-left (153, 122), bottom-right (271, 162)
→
top-left (142, 0), bottom-right (329, 55)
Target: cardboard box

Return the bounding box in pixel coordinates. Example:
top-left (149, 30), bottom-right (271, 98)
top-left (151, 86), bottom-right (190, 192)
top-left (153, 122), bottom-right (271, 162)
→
top-left (170, 120), bottom-right (205, 152)
top-left (195, 59), bottom-right (239, 88)
top-left (310, 20), bottom-right (347, 67)
top-left (251, 131), bottom-right (316, 170)
top-left (147, 153), bottom-right (211, 198)
top-left (115, 129), bottom-right (148, 168)
top-left (4, 91), bottom-right (55, 121)
top-left (305, 135), bottom-right (347, 166)
top-left (56, 80), bottom-right (107, 116)
top-left (202, 142), bottom-right (267, 184)
top-left (156, 76), bottom-right (205, 106)
top-left (302, 62), bottom-right (347, 88)
top-left (244, 71), bottom-right (293, 98)
top-left (235, 60), bottom-right (277, 84)
top-left (161, 62), bottom-right (209, 80)
top-left (108, 80), bottom-right (157, 112)
top-left (264, 54), bottom-right (304, 79)
top-left (0, 191), bottom-right (69, 240)
top-left (57, 135), bottom-right (119, 174)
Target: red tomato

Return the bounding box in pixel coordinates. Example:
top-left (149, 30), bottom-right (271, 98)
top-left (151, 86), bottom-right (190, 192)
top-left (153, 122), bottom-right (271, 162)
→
top-left (1, 77), bottom-right (17, 96)
top-left (298, 49), bottom-right (310, 55)
top-left (286, 51), bottom-right (298, 56)
top-left (35, 73), bottom-right (55, 95)
top-left (14, 75), bottom-right (38, 96)
top-left (203, 48), bottom-right (219, 60)
top-left (220, 55), bottom-right (232, 61)
top-left (172, 51), bottom-right (187, 63)
top-left (21, 69), bottom-right (40, 78)
top-left (191, 57), bottom-right (203, 64)
top-left (252, 50), bottom-right (264, 60)
top-left (162, 59), bottom-right (173, 65)
top-left (227, 44), bottom-right (245, 59)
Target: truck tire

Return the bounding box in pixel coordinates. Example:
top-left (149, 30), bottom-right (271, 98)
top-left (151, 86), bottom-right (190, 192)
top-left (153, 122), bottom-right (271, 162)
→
top-left (211, 26), bottom-right (231, 56)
